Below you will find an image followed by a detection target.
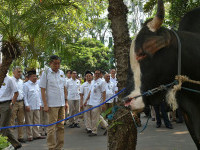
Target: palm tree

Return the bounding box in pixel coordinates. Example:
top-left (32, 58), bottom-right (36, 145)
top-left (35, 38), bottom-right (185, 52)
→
top-left (0, 0), bottom-right (78, 87)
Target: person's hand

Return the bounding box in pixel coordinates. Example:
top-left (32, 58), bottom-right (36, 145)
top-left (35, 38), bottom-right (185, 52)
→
top-left (9, 102), bottom-right (14, 109)
top-left (26, 106), bottom-right (31, 112)
top-left (44, 105), bottom-right (49, 112)
top-left (80, 104), bottom-right (83, 111)
top-left (65, 103), bottom-right (69, 110)
top-left (84, 101), bottom-right (87, 106)
top-left (102, 104), bottom-right (106, 111)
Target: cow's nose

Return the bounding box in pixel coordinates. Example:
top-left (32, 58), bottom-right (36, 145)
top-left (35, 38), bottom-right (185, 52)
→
top-left (123, 97), bottom-right (134, 107)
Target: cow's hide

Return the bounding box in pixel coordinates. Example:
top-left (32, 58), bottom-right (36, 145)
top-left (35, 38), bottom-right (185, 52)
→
top-left (124, 0), bottom-right (200, 149)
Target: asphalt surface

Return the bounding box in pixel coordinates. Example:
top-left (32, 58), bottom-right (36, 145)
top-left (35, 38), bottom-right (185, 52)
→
top-left (16, 113), bottom-right (196, 150)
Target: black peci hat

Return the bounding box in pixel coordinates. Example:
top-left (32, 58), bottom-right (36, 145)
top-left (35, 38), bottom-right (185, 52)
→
top-left (85, 70), bottom-right (93, 76)
top-left (27, 69), bottom-right (36, 76)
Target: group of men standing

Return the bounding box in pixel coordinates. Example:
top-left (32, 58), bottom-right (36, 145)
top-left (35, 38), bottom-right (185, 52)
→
top-left (0, 65), bottom-right (46, 150)
top-left (0, 55), bottom-right (118, 150)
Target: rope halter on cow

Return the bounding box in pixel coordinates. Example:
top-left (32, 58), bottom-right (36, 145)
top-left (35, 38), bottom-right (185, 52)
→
top-left (167, 29), bottom-right (200, 111)
top-left (167, 75), bottom-right (200, 111)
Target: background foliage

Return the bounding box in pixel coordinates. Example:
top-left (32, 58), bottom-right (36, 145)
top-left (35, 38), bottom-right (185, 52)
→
top-left (1, 0), bottom-right (200, 76)
top-left (143, 0), bottom-right (200, 28)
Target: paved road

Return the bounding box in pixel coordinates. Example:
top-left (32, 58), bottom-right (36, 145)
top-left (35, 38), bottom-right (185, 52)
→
top-left (19, 113), bottom-right (196, 150)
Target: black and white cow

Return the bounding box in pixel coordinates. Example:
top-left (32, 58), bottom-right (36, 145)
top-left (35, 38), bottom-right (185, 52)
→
top-left (124, 0), bottom-right (200, 149)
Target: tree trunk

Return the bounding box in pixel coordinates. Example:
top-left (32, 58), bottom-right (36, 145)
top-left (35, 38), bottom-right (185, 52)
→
top-left (0, 39), bottom-right (21, 88)
top-left (0, 56), bottom-right (13, 88)
top-left (108, 105), bottom-right (138, 150)
top-left (108, 0), bottom-right (131, 99)
top-left (107, 0), bottom-right (137, 150)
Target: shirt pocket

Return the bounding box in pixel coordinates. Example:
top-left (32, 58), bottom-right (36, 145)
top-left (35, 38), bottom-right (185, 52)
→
top-left (29, 89), bottom-right (35, 94)
top-left (59, 76), bottom-right (65, 86)
top-left (47, 75), bottom-right (56, 85)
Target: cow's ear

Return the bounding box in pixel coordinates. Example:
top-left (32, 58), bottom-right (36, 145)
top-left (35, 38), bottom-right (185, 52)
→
top-left (142, 36), bottom-right (170, 55)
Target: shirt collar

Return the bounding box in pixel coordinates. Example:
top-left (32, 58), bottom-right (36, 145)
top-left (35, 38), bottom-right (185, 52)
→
top-left (110, 75), bottom-right (116, 79)
top-left (106, 81), bottom-right (110, 83)
top-left (86, 81), bottom-right (91, 84)
top-left (49, 68), bottom-right (60, 74)
top-left (95, 78), bottom-right (101, 82)
top-left (13, 76), bottom-right (20, 81)
top-left (28, 80), bottom-right (36, 85)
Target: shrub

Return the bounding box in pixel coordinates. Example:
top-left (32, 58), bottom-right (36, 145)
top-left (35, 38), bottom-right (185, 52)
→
top-left (0, 135), bottom-right (10, 149)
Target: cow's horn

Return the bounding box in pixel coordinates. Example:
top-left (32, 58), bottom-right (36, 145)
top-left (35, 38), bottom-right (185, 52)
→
top-left (147, 0), bottom-right (165, 32)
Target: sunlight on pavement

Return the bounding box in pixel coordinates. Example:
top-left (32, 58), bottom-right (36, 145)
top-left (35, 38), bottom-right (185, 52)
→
top-left (173, 131), bottom-right (189, 135)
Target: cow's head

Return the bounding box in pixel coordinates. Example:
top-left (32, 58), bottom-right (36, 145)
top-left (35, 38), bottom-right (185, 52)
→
top-left (135, 0), bottom-right (172, 60)
top-left (124, 0), bottom-right (174, 110)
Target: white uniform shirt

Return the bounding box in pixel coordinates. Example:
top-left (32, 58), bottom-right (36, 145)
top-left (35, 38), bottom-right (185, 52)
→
top-left (37, 79), bottom-right (44, 107)
top-left (23, 80), bottom-right (41, 110)
top-left (39, 68), bottom-right (66, 107)
top-left (80, 81), bottom-right (92, 104)
top-left (66, 77), bottom-right (71, 83)
top-left (110, 75), bottom-right (117, 84)
top-left (105, 81), bottom-right (117, 103)
top-left (12, 77), bottom-right (24, 100)
top-left (66, 79), bottom-right (80, 100)
top-left (101, 78), bottom-right (105, 82)
top-left (0, 76), bottom-right (18, 102)
top-left (88, 78), bottom-right (105, 106)
top-left (110, 75), bottom-right (118, 97)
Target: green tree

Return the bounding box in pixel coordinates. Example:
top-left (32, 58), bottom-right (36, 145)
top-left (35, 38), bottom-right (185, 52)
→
top-left (60, 38), bottom-right (114, 75)
top-left (12, 0), bottom-right (110, 73)
top-left (143, 0), bottom-right (200, 28)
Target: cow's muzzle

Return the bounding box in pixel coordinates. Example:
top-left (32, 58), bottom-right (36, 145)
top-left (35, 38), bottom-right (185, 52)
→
top-left (124, 97), bottom-right (135, 106)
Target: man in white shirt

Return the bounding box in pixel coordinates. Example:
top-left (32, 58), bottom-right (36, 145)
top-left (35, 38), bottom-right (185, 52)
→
top-left (23, 70), bottom-right (45, 141)
top-left (40, 55), bottom-right (68, 150)
top-left (104, 74), bottom-right (118, 110)
top-left (10, 66), bottom-right (26, 143)
top-left (66, 70), bottom-right (81, 128)
top-left (80, 71), bottom-right (93, 133)
top-left (110, 69), bottom-right (118, 103)
top-left (0, 63), bottom-right (21, 149)
top-left (110, 69), bottom-right (117, 84)
top-left (64, 70), bottom-right (71, 125)
top-left (65, 70), bottom-right (72, 81)
top-left (84, 69), bottom-right (106, 136)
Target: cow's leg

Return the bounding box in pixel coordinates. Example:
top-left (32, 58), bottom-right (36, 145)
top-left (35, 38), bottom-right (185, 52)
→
top-left (182, 111), bottom-right (200, 149)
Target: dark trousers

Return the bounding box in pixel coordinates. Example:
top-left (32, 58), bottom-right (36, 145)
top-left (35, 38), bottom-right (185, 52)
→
top-left (0, 101), bottom-right (21, 147)
top-left (154, 102), bottom-right (172, 127)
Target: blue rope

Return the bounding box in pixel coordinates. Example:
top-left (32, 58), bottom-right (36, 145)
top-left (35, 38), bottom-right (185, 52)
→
top-left (130, 111), bottom-right (150, 133)
top-left (181, 86), bottom-right (200, 94)
top-left (0, 88), bottom-right (126, 130)
top-left (0, 80), bottom-right (180, 131)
